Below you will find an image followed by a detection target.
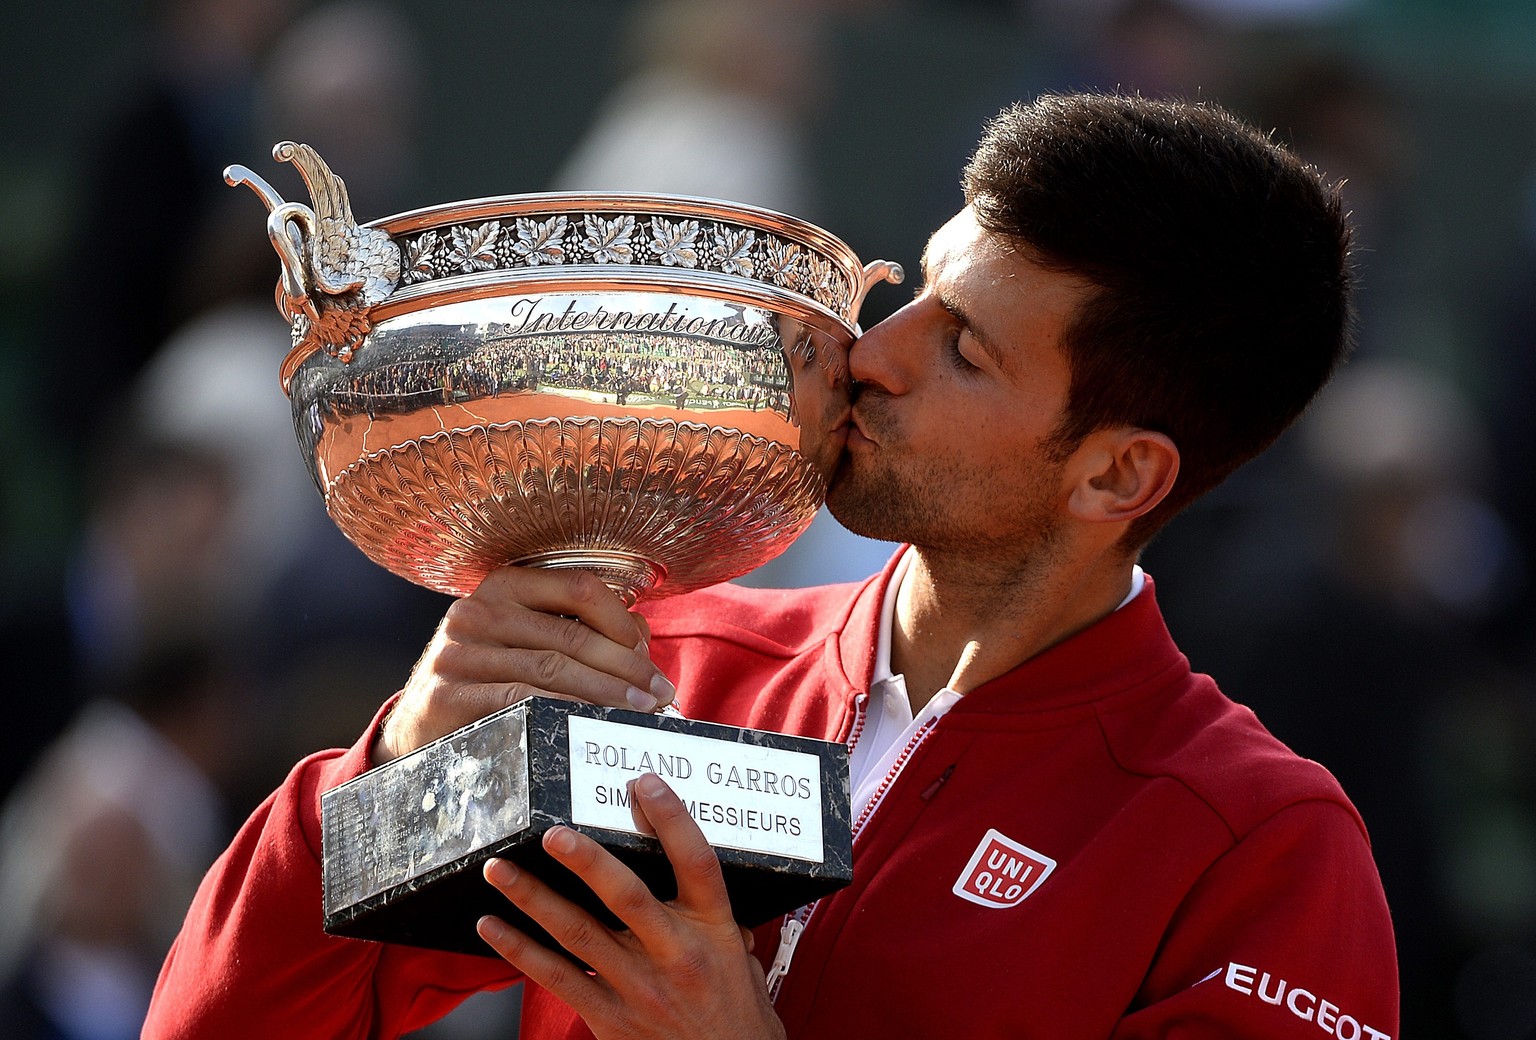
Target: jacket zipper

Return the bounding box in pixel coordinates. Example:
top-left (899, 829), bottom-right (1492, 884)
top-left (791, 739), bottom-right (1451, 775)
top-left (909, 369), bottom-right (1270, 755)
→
top-left (850, 715), bottom-right (939, 841)
top-left (766, 705), bottom-right (940, 1003)
top-left (764, 693), bottom-right (868, 1003)
top-left (763, 902), bottom-right (813, 1001)
top-left (844, 692), bottom-right (871, 758)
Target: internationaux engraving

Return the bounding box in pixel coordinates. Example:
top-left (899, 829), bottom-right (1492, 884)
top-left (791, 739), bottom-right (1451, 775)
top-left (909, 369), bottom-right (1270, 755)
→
top-left (504, 297), bottom-right (779, 348)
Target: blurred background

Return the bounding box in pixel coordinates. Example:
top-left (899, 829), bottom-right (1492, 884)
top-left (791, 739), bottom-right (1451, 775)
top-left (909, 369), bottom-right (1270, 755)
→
top-left (2, 0), bottom-right (1534, 1036)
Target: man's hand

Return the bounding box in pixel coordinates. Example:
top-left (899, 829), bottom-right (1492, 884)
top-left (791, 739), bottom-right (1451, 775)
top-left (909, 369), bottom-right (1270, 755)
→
top-left (477, 773), bottom-right (787, 1040)
top-left (375, 566), bottom-right (677, 763)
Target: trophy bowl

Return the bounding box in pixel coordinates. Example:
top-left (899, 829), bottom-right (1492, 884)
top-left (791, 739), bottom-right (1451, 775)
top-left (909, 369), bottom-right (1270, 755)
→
top-left (226, 143), bottom-right (903, 603)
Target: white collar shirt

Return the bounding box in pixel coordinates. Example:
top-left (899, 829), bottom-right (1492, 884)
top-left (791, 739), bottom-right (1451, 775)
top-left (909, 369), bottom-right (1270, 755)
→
top-left (848, 549), bottom-right (1146, 823)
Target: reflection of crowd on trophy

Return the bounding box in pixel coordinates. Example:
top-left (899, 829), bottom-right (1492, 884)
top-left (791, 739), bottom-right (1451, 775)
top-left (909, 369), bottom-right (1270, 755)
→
top-left (491, 330), bottom-right (792, 413)
top-left (328, 327), bottom-right (793, 417)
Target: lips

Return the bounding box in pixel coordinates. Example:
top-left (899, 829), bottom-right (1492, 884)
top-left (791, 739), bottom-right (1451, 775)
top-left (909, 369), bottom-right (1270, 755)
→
top-left (842, 379), bottom-right (893, 449)
top-left (841, 415), bottom-right (879, 453)
top-left (848, 396), bottom-right (886, 447)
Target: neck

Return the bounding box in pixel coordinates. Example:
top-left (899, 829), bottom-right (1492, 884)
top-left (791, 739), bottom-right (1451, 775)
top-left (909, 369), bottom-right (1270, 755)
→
top-left (890, 542), bottom-right (1136, 713)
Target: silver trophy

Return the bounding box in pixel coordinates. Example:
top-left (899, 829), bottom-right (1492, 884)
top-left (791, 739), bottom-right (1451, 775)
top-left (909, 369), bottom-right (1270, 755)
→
top-left (226, 143), bottom-right (901, 955)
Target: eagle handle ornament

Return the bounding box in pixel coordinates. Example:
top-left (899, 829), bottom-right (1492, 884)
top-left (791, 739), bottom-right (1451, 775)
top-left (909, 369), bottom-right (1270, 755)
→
top-left (224, 143), bottom-right (402, 389)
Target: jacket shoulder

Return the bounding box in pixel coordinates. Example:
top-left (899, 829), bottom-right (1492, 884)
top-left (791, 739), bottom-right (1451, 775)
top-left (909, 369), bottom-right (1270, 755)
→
top-left (639, 580), bottom-right (875, 734)
top-left (1099, 677), bottom-right (1365, 843)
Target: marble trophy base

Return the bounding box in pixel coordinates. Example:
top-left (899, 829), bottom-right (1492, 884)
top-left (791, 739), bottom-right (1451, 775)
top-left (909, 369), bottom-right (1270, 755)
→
top-left (321, 697), bottom-right (853, 957)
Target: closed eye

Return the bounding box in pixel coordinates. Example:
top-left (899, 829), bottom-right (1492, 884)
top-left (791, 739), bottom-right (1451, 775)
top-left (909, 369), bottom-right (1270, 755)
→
top-left (944, 326), bottom-right (980, 372)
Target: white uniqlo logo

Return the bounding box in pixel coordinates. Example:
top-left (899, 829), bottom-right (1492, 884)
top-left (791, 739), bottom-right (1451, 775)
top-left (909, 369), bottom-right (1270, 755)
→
top-left (952, 828), bottom-right (1056, 908)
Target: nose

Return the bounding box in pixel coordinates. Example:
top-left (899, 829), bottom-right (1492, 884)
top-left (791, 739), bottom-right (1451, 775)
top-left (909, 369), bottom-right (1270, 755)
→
top-left (848, 298), bottom-right (923, 395)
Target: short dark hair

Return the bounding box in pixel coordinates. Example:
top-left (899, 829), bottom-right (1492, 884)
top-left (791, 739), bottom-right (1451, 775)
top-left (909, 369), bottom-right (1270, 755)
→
top-left (963, 92), bottom-right (1354, 547)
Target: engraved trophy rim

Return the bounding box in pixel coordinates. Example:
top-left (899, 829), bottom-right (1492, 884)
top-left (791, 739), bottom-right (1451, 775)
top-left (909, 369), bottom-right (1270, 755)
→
top-left (361, 190), bottom-right (884, 351)
top-left (371, 190), bottom-right (868, 272)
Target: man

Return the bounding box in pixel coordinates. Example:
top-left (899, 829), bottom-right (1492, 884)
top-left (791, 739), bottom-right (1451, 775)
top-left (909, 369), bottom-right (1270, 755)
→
top-left (145, 93), bottom-right (1398, 1038)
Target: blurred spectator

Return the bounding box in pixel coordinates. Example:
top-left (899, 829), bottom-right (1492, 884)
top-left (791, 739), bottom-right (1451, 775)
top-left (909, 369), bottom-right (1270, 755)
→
top-left (233, 0), bottom-right (452, 776)
top-left (128, 220), bottom-right (315, 618)
top-left (1091, 0), bottom-right (1241, 101)
top-left (1021, 0), bottom-right (1243, 103)
top-left (555, 0), bottom-right (898, 588)
top-left (66, 437), bottom-right (240, 687)
top-left (256, 0), bottom-right (425, 219)
top-left (5, 0), bottom-right (294, 807)
top-left (0, 641), bottom-right (243, 1040)
top-left (36, 3), bottom-right (439, 807)
top-left (41, 0), bottom-right (298, 460)
top-left (552, 0), bottom-right (824, 216)
top-left (1296, 359), bottom-right (1523, 623)
top-left (1251, 53), bottom-right (1421, 371)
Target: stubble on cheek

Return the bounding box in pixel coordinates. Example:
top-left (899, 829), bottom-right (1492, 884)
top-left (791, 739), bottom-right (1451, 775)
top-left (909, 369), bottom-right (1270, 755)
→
top-left (829, 426), bottom-right (1070, 554)
top-left (826, 443), bottom-right (952, 545)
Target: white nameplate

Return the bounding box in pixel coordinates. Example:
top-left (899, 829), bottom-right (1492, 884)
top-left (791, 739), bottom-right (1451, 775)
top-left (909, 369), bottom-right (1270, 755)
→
top-left (567, 715), bottom-right (825, 863)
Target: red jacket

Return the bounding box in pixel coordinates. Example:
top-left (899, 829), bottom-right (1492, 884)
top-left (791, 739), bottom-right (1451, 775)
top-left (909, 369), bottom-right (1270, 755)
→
top-left (146, 559), bottom-right (1399, 1038)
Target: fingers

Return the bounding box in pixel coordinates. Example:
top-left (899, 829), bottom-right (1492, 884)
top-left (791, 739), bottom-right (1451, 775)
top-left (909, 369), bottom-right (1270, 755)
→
top-left (535, 824), bottom-right (678, 942)
top-left (540, 777), bottom-right (732, 937)
top-left (496, 777), bottom-right (733, 955)
top-left (479, 846), bottom-right (774, 1039)
top-left (478, 566), bottom-right (643, 649)
top-left (475, 908), bottom-right (610, 1018)
top-left (437, 627), bottom-right (669, 714)
top-left (381, 566), bottom-right (677, 762)
top-left (463, 568), bottom-right (675, 709)
top-left (481, 851), bottom-right (647, 982)
top-left (628, 774), bottom-right (732, 915)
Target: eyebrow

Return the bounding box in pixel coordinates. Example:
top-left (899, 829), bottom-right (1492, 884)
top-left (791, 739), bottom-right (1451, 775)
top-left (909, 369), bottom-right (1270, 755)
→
top-left (918, 243), bottom-right (1009, 371)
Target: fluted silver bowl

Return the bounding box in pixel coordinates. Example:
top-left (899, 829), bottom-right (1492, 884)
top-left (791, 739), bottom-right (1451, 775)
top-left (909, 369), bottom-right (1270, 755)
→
top-left (227, 143), bottom-right (901, 602)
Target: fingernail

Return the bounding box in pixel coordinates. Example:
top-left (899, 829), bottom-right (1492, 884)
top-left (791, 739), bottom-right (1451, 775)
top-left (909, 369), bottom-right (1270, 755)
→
top-left (650, 673), bottom-right (677, 705)
top-left (626, 685), bottom-right (658, 712)
top-left (477, 915), bottom-right (508, 943)
top-left (635, 773), bottom-right (667, 799)
top-left (484, 857), bottom-right (516, 886)
top-left (546, 826), bottom-right (577, 854)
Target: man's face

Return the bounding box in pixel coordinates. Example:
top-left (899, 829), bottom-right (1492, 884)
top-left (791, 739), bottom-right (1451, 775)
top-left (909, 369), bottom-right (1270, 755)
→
top-left (826, 207), bottom-right (1092, 555)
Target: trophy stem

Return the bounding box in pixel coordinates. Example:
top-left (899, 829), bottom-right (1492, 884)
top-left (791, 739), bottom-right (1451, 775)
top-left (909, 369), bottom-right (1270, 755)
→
top-left (513, 550), bottom-right (667, 607)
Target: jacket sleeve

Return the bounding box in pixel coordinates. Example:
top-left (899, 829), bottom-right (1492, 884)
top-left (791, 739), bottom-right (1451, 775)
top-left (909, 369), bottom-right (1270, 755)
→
top-left (142, 701), bottom-right (520, 1040)
top-left (1111, 799), bottom-right (1399, 1039)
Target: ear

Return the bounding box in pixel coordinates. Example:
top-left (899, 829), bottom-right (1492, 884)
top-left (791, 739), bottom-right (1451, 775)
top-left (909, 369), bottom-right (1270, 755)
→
top-left (1065, 428), bottom-right (1180, 525)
